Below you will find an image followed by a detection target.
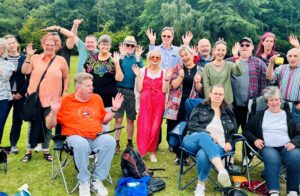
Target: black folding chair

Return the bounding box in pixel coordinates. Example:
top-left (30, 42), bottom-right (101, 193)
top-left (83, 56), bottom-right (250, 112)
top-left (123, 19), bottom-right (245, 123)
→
top-left (51, 126), bottom-right (124, 194)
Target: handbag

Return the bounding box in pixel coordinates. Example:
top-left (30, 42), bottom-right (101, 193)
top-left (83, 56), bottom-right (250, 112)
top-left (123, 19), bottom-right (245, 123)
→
top-left (20, 56), bottom-right (56, 121)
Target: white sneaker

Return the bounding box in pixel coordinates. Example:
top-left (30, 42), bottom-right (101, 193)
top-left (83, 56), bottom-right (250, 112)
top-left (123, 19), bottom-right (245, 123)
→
top-left (79, 182), bottom-right (90, 196)
top-left (91, 179), bottom-right (108, 196)
top-left (194, 184), bottom-right (205, 196)
top-left (217, 169), bottom-right (232, 187)
top-left (34, 144), bottom-right (42, 152)
top-left (287, 191), bottom-right (298, 196)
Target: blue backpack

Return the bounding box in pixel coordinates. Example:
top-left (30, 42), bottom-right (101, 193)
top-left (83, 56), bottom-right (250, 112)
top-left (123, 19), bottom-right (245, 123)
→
top-left (115, 176), bottom-right (151, 196)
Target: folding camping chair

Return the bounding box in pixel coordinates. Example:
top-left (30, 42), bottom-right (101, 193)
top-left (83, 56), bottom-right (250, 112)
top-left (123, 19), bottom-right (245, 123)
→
top-left (242, 97), bottom-right (288, 191)
top-left (169, 98), bottom-right (247, 192)
top-left (51, 126), bottom-right (124, 194)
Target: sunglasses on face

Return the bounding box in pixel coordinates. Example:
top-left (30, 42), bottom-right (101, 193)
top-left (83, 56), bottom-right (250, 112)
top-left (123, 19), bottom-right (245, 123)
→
top-left (125, 44), bottom-right (135, 48)
top-left (150, 56), bottom-right (161, 60)
top-left (162, 35), bottom-right (172, 38)
top-left (240, 43), bottom-right (251, 48)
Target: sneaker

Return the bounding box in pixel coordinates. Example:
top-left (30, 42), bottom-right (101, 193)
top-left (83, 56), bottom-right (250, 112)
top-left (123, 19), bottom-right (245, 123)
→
top-left (115, 144), bottom-right (121, 155)
top-left (11, 146), bottom-right (19, 154)
top-left (287, 191), bottom-right (298, 196)
top-left (269, 191), bottom-right (279, 196)
top-left (194, 184), bottom-right (205, 196)
top-left (217, 169), bottom-right (232, 187)
top-left (79, 182), bottom-right (90, 196)
top-left (174, 158), bottom-right (180, 165)
top-left (91, 179), bottom-right (108, 196)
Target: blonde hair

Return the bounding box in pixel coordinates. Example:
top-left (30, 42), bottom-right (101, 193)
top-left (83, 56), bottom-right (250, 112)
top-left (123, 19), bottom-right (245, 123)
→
top-left (179, 45), bottom-right (194, 56)
top-left (4, 34), bottom-right (20, 53)
top-left (146, 49), bottom-right (162, 61)
top-left (74, 72), bottom-right (93, 86)
top-left (0, 38), bottom-right (8, 58)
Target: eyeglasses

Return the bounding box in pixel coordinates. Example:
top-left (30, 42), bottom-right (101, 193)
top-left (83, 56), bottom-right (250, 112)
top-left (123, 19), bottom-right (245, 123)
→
top-left (125, 44), bottom-right (136, 48)
top-left (162, 35), bottom-right (172, 38)
top-left (150, 56), bottom-right (161, 60)
top-left (240, 43), bottom-right (251, 48)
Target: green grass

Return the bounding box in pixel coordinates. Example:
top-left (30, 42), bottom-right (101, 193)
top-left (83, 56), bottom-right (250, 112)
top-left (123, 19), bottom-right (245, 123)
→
top-left (0, 56), bottom-right (287, 195)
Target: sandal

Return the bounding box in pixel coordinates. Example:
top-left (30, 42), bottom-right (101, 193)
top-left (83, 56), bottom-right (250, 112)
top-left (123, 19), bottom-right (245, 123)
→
top-left (22, 153), bottom-right (32, 162)
top-left (44, 153), bottom-right (53, 162)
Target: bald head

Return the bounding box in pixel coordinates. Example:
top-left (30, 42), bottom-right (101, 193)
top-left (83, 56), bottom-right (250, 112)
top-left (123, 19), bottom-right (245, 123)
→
top-left (287, 48), bottom-right (300, 68)
top-left (198, 38), bottom-right (211, 59)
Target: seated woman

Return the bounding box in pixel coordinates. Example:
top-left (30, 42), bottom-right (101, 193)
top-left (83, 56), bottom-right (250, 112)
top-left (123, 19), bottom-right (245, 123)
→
top-left (183, 84), bottom-right (237, 196)
top-left (243, 86), bottom-right (300, 196)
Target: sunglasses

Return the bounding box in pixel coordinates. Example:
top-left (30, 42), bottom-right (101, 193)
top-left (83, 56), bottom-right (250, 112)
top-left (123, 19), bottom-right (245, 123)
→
top-left (240, 43), bottom-right (251, 48)
top-left (150, 56), bottom-right (161, 60)
top-left (125, 44), bottom-right (135, 48)
top-left (162, 35), bottom-right (172, 38)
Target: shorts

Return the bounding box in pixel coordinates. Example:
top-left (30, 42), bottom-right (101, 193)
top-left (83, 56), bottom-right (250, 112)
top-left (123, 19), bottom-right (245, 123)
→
top-left (115, 87), bottom-right (136, 120)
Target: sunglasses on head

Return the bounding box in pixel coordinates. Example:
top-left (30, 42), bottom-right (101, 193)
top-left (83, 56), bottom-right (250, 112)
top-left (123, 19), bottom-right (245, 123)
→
top-left (150, 56), bottom-right (161, 60)
top-left (125, 44), bottom-right (135, 48)
top-left (240, 43), bottom-right (251, 48)
top-left (162, 35), bottom-right (172, 38)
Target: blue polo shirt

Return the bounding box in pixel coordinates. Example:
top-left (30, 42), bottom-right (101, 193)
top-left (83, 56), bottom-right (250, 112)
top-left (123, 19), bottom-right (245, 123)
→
top-left (117, 54), bottom-right (143, 89)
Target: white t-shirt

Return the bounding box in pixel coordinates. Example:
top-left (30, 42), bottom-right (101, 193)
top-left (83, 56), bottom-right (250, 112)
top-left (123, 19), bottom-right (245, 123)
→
top-left (206, 116), bottom-right (225, 148)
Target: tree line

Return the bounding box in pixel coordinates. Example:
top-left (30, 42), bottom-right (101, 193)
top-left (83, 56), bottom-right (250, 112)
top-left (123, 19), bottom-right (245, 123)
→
top-left (0, 0), bottom-right (299, 54)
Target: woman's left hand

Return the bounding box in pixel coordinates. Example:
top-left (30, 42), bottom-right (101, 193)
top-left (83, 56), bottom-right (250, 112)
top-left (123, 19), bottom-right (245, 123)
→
top-left (112, 93), bottom-right (124, 111)
top-left (285, 142), bottom-right (295, 151)
top-left (224, 142), bottom-right (232, 152)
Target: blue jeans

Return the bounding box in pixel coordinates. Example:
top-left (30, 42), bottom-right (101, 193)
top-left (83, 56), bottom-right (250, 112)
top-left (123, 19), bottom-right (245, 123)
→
top-left (183, 132), bottom-right (224, 181)
top-left (259, 146), bottom-right (300, 193)
top-left (292, 104), bottom-right (300, 123)
top-left (66, 134), bottom-right (116, 184)
top-left (0, 99), bottom-right (9, 144)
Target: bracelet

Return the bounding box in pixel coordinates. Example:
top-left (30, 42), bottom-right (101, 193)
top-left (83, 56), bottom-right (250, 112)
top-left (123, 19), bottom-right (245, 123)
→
top-left (111, 108), bottom-right (118, 113)
top-left (25, 61), bottom-right (30, 64)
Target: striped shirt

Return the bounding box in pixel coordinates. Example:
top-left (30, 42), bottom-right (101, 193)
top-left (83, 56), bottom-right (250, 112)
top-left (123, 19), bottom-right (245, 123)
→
top-left (6, 55), bottom-right (20, 92)
top-left (274, 64), bottom-right (300, 101)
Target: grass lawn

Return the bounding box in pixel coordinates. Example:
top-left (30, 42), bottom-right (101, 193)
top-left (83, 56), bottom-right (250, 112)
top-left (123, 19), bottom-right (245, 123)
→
top-left (0, 56), bottom-right (287, 195)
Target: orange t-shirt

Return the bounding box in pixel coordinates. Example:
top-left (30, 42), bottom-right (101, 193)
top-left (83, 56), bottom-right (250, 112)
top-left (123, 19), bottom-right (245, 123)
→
top-left (57, 93), bottom-right (107, 139)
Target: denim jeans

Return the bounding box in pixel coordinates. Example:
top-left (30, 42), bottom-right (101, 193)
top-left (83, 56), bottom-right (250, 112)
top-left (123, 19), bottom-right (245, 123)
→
top-left (183, 132), bottom-right (224, 181)
top-left (66, 134), bottom-right (116, 184)
top-left (259, 146), bottom-right (300, 193)
top-left (292, 104), bottom-right (300, 124)
top-left (0, 99), bottom-right (9, 144)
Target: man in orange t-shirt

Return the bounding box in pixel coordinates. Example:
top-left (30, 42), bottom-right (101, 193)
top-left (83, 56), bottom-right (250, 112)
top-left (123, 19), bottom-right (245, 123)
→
top-left (46, 72), bottom-right (123, 196)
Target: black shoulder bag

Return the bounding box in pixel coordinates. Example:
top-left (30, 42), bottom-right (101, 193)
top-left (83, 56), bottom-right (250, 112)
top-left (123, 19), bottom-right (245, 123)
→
top-left (20, 56), bottom-right (56, 121)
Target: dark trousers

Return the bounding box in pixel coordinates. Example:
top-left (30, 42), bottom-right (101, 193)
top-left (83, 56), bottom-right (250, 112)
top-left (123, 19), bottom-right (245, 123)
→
top-left (167, 119), bottom-right (187, 159)
top-left (232, 104), bottom-right (248, 131)
top-left (0, 99), bottom-right (9, 144)
top-left (6, 98), bottom-right (25, 146)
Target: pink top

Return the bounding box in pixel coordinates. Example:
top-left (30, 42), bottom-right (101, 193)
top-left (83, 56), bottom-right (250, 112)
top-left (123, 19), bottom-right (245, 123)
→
top-left (27, 54), bottom-right (69, 107)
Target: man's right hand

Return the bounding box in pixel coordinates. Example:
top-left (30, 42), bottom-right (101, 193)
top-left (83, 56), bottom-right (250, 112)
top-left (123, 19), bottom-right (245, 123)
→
top-left (146, 28), bottom-right (156, 45)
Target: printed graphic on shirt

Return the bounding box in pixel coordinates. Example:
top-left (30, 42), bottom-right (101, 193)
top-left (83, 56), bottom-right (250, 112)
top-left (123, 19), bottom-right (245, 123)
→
top-left (77, 106), bottom-right (94, 119)
top-left (86, 55), bottom-right (115, 77)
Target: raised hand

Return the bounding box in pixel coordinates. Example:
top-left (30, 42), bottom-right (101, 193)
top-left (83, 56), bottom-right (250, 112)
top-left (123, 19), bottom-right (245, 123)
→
top-left (73, 19), bottom-right (83, 27)
top-left (41, 25), bottom-right (60, 31)
top-left (182, 31), bottom-right (193, 46)
top-left (132, 64), bottom-right (141, 76)
top-left (191, 45), bottom-right (198, 56)
top-left (269, 54), bottom-right (280, 64)
top-left (26, 43), bottom-right (37, 57)
top-left (112, 52), bottom-right (121, 64)
top-left (50, 96), bottom-right (61, 114)
top-left (146, 28), bottom-right (156, 45)
top-left (112, 93), bottom-right (124, 111)
top-left (119, 43), bottom-right (126, 56)
top-left (232, 42), bottom-right (240, 57)
top-left (289, 34), bottom-right (300, 48)
top-left (135, 45), bottom-right (144, 58)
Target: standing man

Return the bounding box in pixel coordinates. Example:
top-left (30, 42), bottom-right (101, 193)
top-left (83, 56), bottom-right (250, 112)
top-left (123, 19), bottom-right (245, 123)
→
top-left (267, 48), bottom-right (300, 123)
top-left (227, 37), bottom-right (268, 132)
top-left (114, 36), bottom-right (143, 154)
top-left (194, 38), bottom-right (213, 68)
top-left (46, 73), bottom-right (123, 196)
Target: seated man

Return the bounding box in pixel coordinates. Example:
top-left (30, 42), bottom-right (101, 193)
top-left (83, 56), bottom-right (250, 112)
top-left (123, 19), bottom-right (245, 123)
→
top-left (46, 72), bottom-right (124, 196)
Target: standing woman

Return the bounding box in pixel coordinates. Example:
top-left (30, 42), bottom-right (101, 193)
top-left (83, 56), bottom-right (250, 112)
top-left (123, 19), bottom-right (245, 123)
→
top-left (22, 34), bottom-right (70, 162)
top-left (203, 39), bottom-right (243, 104)
top-left (133, 50), bottom-right (171, 162)
top-left (84, 35), bottom-right (124, 132)
top-left (164, 45), bottom-right (202, 165)
top-left (0, 38), bottom-right (16, 144)
top-left (255, 32), bottom-right (278, 64)
top-left (3, 35), bottom-right (28, 154)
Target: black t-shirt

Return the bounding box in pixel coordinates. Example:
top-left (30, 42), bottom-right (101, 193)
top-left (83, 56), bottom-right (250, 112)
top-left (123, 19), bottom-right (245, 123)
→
top-left (56, 45), bottom-right (72, 68)
top-left (84, 53), bottom-right (117, 107)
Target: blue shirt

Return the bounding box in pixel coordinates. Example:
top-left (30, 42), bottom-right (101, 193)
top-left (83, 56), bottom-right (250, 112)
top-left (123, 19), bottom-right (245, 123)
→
top-left (149, 44), bottom-right (180, 69)
top-left (76, 38), bottom-right (98, 72)
top-left (117, 54), bottom-right (143, 89)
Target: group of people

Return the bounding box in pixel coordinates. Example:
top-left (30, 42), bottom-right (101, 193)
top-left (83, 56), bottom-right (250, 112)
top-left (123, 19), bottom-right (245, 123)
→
top-left (0, 18), bottom-right (300, 196)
